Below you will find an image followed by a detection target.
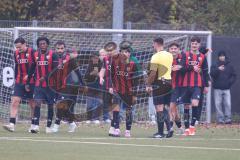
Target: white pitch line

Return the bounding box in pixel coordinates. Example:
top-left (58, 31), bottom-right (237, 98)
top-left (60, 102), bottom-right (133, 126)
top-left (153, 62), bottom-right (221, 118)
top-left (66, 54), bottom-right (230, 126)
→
top-left (1, 136), bottom-right (240, 141)
top-left (1, 137), bottom-right (240, 151)
top-left (1, 136), bottom-right (204, 140)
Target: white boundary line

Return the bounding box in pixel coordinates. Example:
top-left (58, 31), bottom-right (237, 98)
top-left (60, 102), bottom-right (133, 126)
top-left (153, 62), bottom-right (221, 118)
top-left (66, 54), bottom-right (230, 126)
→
top-left (1, 136), bottom-right (240, 141)
top-left (0, 137), bottom-right (240, 151)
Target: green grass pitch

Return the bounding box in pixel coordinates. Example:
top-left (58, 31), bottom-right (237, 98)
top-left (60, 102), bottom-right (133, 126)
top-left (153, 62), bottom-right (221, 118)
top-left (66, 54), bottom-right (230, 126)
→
top-left (0, 122), bottom-right (240, 160)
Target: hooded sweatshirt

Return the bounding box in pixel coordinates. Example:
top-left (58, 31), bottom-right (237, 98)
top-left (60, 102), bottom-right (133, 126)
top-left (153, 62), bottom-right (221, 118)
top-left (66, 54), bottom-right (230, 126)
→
top-left (210, 51), bottom-right (236, 90)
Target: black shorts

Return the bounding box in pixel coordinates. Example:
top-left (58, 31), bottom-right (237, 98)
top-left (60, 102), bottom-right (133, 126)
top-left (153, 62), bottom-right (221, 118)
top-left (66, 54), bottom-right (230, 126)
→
top-left (153, 93), bottom-right (171, 105)
top-left (112, 94), bottom-right (134, 107)
top-left (170, 87), bottom-right (182, 104)
top-left (181, 87), bottom-right (201, 104)
top-left (152, 79), bottom-right (172, 105)
top-left (12, 84), bottom-right (34, 100)
top-left (33, 87), bottom-right (56, 105)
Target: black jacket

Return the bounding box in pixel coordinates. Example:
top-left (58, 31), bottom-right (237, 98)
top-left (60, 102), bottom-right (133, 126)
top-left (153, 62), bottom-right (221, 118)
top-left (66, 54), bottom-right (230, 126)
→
top-left (84, 58), bottom-right (102, 95)
top-left (210, 59), bottom-right (236, 90)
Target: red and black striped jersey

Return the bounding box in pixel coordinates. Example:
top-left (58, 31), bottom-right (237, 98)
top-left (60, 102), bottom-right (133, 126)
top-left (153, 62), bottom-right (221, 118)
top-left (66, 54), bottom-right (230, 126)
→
top-left (55, 53), bottom-right (71, 90)
top-left (102, 55), bottom-right (112, 89)
top-left (171, 54), bottom-right (184, 89)
top-left (14, 48), bottom-right (35, 85)
top-left (52, 53), bottom-right (84, 91)
top-left (32, 50), bottom-right (54, 87)
top-left (182, 51), bottom-right (208, 87)
top-left (110, 54), bottom-right (137, 95)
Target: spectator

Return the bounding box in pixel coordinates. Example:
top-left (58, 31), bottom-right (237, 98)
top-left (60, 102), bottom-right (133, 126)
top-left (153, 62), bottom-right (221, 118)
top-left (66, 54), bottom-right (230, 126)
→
top-left (99, 49), bottom-right (111, 123)
top-left (85, 52), bottom-right (102, 124)
top-left (210, 50), bottom-right (236, 124)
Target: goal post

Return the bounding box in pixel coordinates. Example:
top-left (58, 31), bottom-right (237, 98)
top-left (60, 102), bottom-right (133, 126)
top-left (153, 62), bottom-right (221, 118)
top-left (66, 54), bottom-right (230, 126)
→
top-left (2, 27), bottom-right (212, 123)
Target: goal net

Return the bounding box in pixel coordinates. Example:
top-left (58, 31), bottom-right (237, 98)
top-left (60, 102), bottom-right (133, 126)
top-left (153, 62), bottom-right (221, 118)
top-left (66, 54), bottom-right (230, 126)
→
top-left (0, 29), bottom-right (15, 121)
top-left (0, 27), bottom-right (212, 124)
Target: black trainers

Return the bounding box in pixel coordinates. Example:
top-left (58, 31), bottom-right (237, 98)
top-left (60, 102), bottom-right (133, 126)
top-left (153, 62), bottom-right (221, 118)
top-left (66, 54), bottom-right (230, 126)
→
top-left (166, 130), bottom-right (174, 138)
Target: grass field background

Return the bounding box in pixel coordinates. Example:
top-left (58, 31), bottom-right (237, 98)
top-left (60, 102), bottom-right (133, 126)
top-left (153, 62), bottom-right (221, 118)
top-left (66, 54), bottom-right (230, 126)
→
top-left (0, 122), bottom-right (240, 160)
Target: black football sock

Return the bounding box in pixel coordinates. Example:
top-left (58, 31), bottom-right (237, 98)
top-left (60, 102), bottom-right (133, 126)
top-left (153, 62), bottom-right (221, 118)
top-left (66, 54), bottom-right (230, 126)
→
top-left (33, 106), bottom-right (41, 125)
top-left (184, 109), bottom-right (190, 129)
top-left (191, 106), bottom-right (198, 126)
top-left (31, 118), bottom-right (34, 125)
top-left (47, 105), bottom-right (54, 127)
top-left (175, 120), bottom-right (182, 128)
top-left (163, 108), bottom-right (171, 131)
top-left (156, 111), bottom-right (164, 135)
top-left (170, 121), bottom-right (174, 129)
top-left (55, 118), bottom-right (61, 125)
top-left (10, 118), bottom-right (16, 124)
top-left (111, 118), bottom-right (114, 127)
top-left (126, 108), bottom-right (133, 131)
top-left (113, 111), bottom-right (120, 129)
